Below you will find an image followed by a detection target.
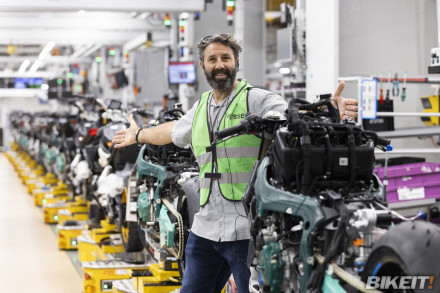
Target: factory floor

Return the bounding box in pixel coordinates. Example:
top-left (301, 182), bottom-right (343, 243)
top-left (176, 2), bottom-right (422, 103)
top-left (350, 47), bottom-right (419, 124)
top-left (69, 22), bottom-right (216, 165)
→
top-left (0, 152), bottom-right (82, 293)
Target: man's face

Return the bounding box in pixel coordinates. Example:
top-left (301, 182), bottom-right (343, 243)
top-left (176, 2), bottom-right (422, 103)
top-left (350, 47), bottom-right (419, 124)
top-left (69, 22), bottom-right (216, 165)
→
top-left (200, 42), bottom-right (238, 91)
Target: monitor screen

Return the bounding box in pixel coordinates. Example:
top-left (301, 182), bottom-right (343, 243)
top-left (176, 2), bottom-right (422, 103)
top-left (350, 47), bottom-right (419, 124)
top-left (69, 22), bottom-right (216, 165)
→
top-left (277, 27), bottom-right (293, 62)
top-left (168, 62), bottom-right (196, 84)
top-left (15, 78), bottom-right (44, 89)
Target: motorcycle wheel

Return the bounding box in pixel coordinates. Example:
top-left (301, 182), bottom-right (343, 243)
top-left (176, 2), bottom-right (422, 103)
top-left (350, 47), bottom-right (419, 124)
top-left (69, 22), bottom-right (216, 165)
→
top-left (362, 221), bottom-right (440, 293)
top-left (120, 164), bottom-right (144, 252)
top-left (175, 177), bottom-right (200, 274)
top-left (121, 221), bottom-right (144, 252)
top-left (114, 187), bottom-right (127, 232)
top-left (179, 176), bottom-right (200, 228)
top-left (88, 202), bottom-right (105, 225)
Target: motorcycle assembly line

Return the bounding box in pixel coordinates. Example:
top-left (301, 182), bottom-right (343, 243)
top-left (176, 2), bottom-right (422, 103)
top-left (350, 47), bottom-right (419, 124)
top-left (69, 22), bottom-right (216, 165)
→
top-left (5, 94), bottom-right (440, 293)
top-left (6, 96), bottom-right (194, 293)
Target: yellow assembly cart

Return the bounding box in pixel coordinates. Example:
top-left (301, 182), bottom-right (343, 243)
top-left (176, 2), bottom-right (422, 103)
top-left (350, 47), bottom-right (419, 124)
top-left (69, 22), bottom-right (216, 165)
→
top-left (82, 260), bottom-right (148, 293)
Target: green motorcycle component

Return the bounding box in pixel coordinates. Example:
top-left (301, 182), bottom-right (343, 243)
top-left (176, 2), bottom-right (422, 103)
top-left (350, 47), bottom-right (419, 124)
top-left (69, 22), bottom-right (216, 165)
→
top-left (255, 157), bottom-right (325, 293)
top-left (159, 205), bottom-right (174, 248)
top-left (322, 272), bottom-right (346, 292)
top-left (39, 146), bottom-right (47, 158)
top-left (56, 154), bottom-right (64, 173)
top-left (45, 149), bottom-right (55, 165)
top-left (19, 136), bottom-right (29, 148)
top-left (136, 145), bottom-right (168, 221)
top-left (258, 242), bottom-right (286, 292)
top-left (137, 191), bottom-right (150, 222)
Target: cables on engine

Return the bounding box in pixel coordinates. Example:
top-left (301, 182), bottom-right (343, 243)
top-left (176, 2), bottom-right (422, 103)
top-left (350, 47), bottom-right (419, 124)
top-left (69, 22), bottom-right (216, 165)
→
top-left (307, 206), bottom-right (349, 292)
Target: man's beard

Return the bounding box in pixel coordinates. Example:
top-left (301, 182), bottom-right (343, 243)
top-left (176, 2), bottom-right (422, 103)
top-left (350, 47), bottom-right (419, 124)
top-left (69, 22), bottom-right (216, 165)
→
top-left (203, 65), bottom-right (238, 91)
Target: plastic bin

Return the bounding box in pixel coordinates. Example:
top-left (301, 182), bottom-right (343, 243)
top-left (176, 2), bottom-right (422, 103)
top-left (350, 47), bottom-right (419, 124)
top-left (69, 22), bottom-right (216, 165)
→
top-left (374, 162), bottom-right (440, 202)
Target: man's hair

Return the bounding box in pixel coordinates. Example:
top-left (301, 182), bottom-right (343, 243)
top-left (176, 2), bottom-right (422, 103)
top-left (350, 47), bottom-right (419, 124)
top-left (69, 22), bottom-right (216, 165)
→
top-left (196, 34), bottom-right (242, 64)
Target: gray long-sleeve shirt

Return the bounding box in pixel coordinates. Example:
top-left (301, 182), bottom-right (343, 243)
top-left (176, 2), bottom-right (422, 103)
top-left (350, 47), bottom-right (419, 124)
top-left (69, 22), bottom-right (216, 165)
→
top-left (172, 82), bottom-right (287, 242)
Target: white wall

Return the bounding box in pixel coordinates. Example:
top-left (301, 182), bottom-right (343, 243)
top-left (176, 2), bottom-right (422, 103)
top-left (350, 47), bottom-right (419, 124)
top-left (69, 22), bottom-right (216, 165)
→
top-left (235, 0), bottom-right (266, 87)
top-left (306, 0), bottom-right (340, 101)
top-left (339, 0), bottom-right (439, 162)
top-left (192, 0), bottom-right (265, 106)
top-left (192, 0), bottom-right (234, 107)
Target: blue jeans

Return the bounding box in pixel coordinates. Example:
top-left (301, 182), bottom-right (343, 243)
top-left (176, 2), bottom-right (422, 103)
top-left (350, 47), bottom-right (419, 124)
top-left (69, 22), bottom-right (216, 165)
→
top-left (180, 232), bottom-right (251, 293)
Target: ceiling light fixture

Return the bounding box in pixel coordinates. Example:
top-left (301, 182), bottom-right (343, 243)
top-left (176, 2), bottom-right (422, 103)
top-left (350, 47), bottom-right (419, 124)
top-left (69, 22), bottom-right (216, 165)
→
top-left (78, 10), bottom-right (86, 14)
top-left (279, 67), bottom-right (291, 74)
top-left (28, 59), bottom-right (42, 73)
top-left (139, 12), bottom-right (149, 19)
top-left (18, 59), bottom-right (30, 73)
top-left (38, 41), bottom-right (55, 60)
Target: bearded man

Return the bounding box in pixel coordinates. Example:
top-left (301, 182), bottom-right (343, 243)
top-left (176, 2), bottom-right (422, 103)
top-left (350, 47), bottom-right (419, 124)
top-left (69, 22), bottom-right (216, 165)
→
top-left (112, 33), bottom-right (358, 293)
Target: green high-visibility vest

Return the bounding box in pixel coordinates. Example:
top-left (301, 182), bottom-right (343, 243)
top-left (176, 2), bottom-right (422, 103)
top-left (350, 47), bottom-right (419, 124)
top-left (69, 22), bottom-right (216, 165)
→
top-left (192, 79), bottom-right (261, 206)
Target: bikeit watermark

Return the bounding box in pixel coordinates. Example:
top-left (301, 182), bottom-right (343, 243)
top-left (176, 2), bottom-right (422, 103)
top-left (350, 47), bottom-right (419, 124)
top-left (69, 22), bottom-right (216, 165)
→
top-left (366, 276), bottom-right (435, 290)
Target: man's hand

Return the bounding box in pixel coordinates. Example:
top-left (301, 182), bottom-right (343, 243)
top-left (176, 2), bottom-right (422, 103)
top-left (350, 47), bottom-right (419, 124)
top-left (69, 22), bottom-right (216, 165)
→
top-left (112, 114), bottom-right (139, 148)
top-left (332, 81), bottom-right (359, 120)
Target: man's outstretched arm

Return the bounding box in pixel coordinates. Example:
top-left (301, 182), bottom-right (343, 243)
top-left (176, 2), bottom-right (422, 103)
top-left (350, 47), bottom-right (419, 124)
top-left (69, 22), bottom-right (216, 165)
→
top-left (112, 114), bottom-right (176, 148)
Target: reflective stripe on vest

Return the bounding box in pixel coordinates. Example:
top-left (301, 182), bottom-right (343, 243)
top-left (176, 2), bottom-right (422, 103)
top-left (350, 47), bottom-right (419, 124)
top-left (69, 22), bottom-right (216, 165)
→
top-left (192, 79), bottom-right (261, 206)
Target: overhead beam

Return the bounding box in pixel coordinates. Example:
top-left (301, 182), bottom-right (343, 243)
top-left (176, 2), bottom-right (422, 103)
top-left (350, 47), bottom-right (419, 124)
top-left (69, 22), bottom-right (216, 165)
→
top-left (0, 72), bottom-right (55, 78)
top-left (377, 127), bottom-right (440, 138)
top-left (0, 45), bottom-right (42, 54)
top-left (0, 0), bottom-right (204, 12)
top-left (123, 31), bottom-right (171, 52)
top-left (0, 56), bottom-right (92, 64)
top-left (0, 88), bottom-right (48, 99)
top-left (0, 29), bottom-right (142, 45)
top-left (0, 16), bottom-right (165, 31)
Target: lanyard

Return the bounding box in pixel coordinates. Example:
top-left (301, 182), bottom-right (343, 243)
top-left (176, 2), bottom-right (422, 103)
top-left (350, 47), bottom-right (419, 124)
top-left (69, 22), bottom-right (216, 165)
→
top-left (207, 81), bottom-right (247, 142)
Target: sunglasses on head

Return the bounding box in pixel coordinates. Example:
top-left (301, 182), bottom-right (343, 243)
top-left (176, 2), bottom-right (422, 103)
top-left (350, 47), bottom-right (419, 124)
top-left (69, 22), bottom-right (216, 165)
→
top-left (202, 33), bottom-right (232, 43)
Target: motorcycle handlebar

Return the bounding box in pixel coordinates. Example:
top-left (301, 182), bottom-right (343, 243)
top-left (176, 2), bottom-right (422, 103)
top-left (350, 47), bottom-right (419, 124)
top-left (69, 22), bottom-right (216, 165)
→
top-left (376, 136), bottom-right (391, 148)
top-left (129, 108), bottom-right (155, 118)
top-left (215, 123), bottom-right (247, 139)
top-left (164, 108), bottom-right (185, 116)
top-left (215, 114), bottom-right (264, 140)
top-left (364, 130), bottom-right (390, 148)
